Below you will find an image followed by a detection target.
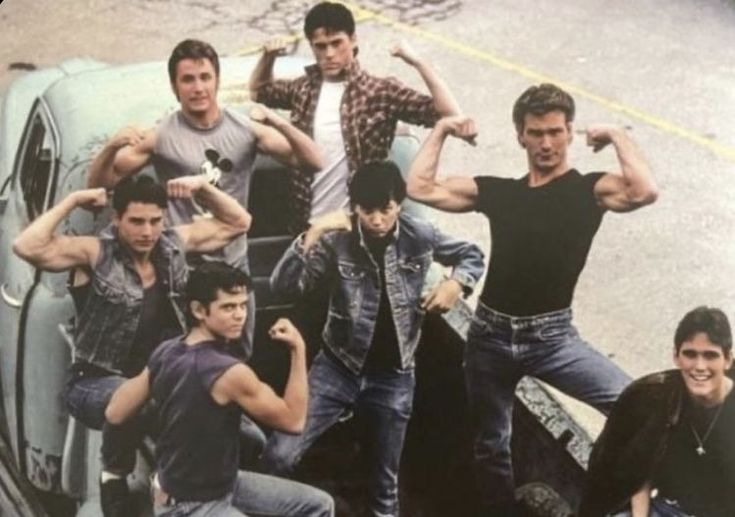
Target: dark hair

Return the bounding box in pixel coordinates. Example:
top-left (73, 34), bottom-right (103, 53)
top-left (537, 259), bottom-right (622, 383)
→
top-left (112, 175), bottom-right (167, 216)
top-left (304, 2), bottom-right (355, 39)
top-left (512, 83), bottom-right (575, 133)
top-left (674, 306), bottom-right (732, 354)
top-left (348, 161), bottom-right (406, 210)
top-left (167, 39), bottom-right (220, 84)
top-left (185, 262), bottom-right (252, 328)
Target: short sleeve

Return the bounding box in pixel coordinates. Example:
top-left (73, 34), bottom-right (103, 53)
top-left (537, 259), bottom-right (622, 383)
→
top-left (384, 77), bottom-right (439, 128)
top-left (196, 347), bottom-right (241, 392)
top-left (473, 175), bottom-right (509, 219)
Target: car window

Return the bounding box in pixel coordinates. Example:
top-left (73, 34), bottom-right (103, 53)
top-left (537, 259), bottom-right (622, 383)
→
top-left (18, 112), bottom-right (56, 220)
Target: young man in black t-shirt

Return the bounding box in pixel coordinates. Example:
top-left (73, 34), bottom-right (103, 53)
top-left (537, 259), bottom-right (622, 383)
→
top-left (105, 263), bottom-right (334, 516)
top-left (406, 83), bottom-right (659, 515)
top-left (581, 306), bottom-right (735, 517)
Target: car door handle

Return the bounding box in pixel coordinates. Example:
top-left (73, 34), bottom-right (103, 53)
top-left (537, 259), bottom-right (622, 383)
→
top-left (1, 283), bottom-right (22, 308)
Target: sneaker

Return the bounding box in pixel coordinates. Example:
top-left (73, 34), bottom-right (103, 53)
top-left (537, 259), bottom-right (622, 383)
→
top-left (100, 476), bottom-right (132, 517)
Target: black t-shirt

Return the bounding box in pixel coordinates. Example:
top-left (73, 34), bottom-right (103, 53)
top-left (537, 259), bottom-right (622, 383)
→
top-left (653, 388), bottom-right (735, 517)
top-left (148, 337), bottom-right (241, 502)
top-left (123, 281), bottom-right (178, 377)
top-left (363, 231), bottom-right (401, 373)
top-left (474, 170), bottom-right (605, 316)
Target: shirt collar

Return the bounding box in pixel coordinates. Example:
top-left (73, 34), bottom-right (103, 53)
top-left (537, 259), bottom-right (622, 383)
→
top-left (305, 59), bottom-right (363, 83)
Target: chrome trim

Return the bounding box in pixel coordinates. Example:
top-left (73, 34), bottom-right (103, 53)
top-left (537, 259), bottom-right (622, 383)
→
top-left (1, 283), bottom-right (22, 308)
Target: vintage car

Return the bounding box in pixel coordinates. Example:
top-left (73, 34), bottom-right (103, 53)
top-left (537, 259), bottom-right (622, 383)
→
top-left (0, 56), bottom-right (594, 516)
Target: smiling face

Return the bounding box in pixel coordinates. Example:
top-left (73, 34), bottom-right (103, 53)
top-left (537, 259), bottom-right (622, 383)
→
top-left (309, 28), bottom-right (356, 80)
top-left (518, 110), bottom-right (572, 175)
top-left (172, 57), bottom-right (219, 118)
top-left (674, 332), bottom-right (733, 407)
top-left (193, 287), bottom-right (248, 341)
top-left (355, 201), bottom-right (401, 238)
top-left (114, 202), bottom-right (164, 256)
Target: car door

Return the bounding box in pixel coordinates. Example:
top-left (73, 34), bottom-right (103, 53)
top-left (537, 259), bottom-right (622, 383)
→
top-left (0, 99), bottom-right (71, 493)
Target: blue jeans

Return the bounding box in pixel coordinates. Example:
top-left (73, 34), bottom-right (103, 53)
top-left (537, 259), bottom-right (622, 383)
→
top-left (64, 370), bottom-right (154, 474)
top-left (261, 351), bottom-right (415, 517)
top-left (464, 303), bottom-right (631, 510)
top-left (64, 367), bottom-right (266, 474)
top-left (153, 470), bottom-right (334, 516)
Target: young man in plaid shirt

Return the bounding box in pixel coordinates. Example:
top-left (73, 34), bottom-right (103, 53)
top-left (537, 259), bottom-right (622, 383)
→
top-left (250, 1), bottom-right (468, 233)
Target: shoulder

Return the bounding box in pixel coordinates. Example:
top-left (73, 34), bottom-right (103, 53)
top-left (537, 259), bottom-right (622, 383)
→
top-left (617, 369), bottom-right (680, 407)
top-left (473, 174), bottom-right (515, 199)
top-left (148, 336), bottom-right (183, 372)
top-left (398, 212), bottom-right (432, 235)
top-left (222, 108), bottom-right (250, 127)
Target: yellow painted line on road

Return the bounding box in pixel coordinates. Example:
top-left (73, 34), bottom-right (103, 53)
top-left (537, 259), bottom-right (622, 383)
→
top-left (238, 1), bottom-right (735, 162)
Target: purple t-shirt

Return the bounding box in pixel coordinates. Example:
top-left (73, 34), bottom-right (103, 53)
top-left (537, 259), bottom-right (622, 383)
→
top-left (148, 336), bottom-right (241, 502)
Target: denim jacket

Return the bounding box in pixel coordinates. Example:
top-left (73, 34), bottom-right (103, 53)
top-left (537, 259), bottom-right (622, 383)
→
top-left (73, 225), bottom-right (188, 374)
top-left (270, 213), bottom-right (485, 374)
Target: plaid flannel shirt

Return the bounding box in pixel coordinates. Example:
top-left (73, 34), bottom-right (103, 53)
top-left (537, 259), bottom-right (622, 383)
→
top-left (257, 60), bottom-right (440, 233)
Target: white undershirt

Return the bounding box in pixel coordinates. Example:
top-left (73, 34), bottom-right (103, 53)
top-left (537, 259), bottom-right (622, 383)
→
top-left (309, 81), bottom-right (350, 221)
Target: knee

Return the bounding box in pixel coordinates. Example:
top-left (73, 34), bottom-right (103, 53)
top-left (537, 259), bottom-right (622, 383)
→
top-left (260, 437), bottom-right (299, 475)
top-left (310, 489), bottom-right (335, 517)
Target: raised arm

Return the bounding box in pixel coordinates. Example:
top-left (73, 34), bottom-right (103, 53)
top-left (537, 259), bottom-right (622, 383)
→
top-left (13, 189), bottom-right (103, 271)
top-left (249, 104), bottom-right (322, 174)
top-left (407, 116), bottom-right (479, 212)
top-left (211, 318), bottom-right (307, 434)
top-left (269, 211), bottom-right (348, 299)
top-left (390, 40), bottom-right (461, 118)
top-left (249, 39), bottom-right (287, 102)
top-left (105, 368), bottom-right (151, 425)
top-left (87, 127), bottom-right (156, 188)
top-left (169, 176), bottom-right (251, 254)
top-left (588, 125), bottom-right (658, 212)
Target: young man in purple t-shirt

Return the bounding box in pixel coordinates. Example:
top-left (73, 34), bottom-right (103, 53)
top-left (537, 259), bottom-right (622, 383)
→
top-left (106, 262), bottom-right (334, 517)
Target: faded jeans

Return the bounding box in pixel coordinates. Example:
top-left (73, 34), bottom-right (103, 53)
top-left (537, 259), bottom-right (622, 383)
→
top-left (64, 368), bottom-right (266, 474)
top-left (153, 470), bottom-right (335, 516)
top-left (261, 351), bottom-right (415, 517)
top-left (464, 303), bottom-right (631, 511)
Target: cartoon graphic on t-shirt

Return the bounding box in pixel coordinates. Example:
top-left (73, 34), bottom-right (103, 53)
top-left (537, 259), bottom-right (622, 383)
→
top-left (193, 149), bottom-right (232, 216)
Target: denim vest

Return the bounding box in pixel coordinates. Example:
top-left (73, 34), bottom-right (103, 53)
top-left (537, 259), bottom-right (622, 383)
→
top-left (73, 225), bottom-right (188, 374)
top-left (271, 213), bottom-right (484, 374)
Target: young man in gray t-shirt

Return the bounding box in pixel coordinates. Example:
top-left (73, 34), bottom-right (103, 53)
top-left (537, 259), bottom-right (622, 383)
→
top-left (88, 39), bottom-right (322, 360)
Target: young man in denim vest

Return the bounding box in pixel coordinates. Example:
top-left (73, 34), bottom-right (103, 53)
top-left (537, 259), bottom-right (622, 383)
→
top-left (250, 1), bottom-right (469, 233)
top-left (407, 84), bottom-right (659, 515)
top-left (581, 307), bottom-right (735, 517)
top-left (261, 161), bottom-right (484, 517)
top-left (13, 174), bottom-right (250, 517)
top-left (106, 262), bottom-right (334, 517)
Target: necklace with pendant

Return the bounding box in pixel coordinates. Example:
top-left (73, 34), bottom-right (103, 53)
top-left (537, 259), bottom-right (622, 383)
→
top-left (689, 402), bottom-right (725, 456)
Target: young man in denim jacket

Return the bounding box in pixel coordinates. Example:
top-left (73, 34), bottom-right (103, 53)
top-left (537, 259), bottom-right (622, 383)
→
top-left (261, 160), bottom-right (484, 517)
top-left (13, 174), bottom-right (250, 517)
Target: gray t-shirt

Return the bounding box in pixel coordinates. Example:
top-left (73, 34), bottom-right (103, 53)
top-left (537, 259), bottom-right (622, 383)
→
top-left (153, 109), bottom-right (257, 271)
